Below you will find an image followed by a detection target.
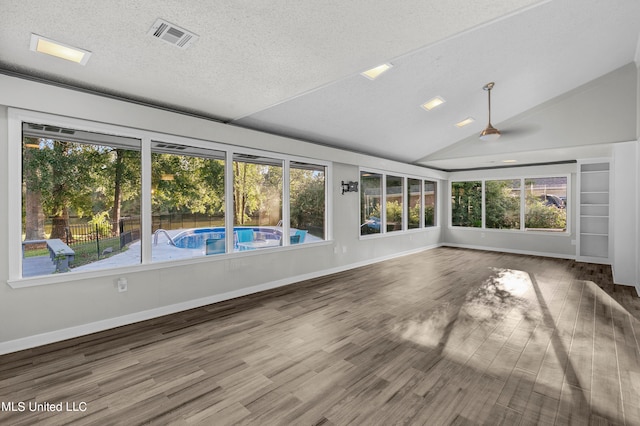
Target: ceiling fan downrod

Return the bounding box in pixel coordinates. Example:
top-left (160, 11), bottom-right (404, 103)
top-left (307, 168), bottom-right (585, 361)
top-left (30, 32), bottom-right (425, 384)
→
top-left (480, 82), bottom-right (501, 142)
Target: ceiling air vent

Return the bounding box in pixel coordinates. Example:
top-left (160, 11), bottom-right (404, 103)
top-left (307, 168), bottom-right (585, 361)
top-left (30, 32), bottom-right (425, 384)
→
top-left (148, 19), bottom-right (199, 50)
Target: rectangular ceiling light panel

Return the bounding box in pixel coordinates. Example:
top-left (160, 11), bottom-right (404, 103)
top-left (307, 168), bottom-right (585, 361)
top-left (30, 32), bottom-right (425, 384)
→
top-left (148, 19), bottom-right (199, 49)
top-left (455, 117), bottom-right (475, 127)
top-left (421, 96), bottom-right (446, 111)
top-left (30, 34), bottom-right (92, 65)
top-left (360, 63), bottom-right (393, 80)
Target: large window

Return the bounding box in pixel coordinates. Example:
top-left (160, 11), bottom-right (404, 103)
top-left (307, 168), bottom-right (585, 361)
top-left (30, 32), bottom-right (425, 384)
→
top-left (360, 172), bottom-right (382, 235)
top-left (361, 170), bottom-right (438, 236)
top-left (233, 154), bottom-right (283, 251)
top-left (151, 143), bottom-right (225, 259)
top-left (386, 175), bottom-right (404, 232)
top-left (12, 112), bottom-right (330, 281)
top-left (22, 123), bottom-right (141, 277)
top-left (485, 179), bottom-right (521, 229)
top-left (408, 178), bottom-right (421, 229)
top-left (451, 176), bottom-right (567, 232)
top-left (525, 177), bottom-right (567, 231)
top-left (290, 162), bottom-right (326, 243)
top-left (451, 181), bottom-right (482, 227)
top-left (424, 180), bottom-right (437, 227)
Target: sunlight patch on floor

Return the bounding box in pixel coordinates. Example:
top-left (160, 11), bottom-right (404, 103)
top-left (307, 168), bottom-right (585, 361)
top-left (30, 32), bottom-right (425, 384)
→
top-left (393, 267), bottom-right (539, 350)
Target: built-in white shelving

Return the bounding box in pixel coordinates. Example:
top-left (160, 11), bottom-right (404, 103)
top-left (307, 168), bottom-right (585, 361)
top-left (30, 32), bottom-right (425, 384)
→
top-left (577, 161), bottom-right (610, 263)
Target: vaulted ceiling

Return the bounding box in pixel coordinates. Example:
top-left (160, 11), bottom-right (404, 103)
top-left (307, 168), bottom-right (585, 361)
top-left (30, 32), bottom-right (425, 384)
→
top-left (1, 0), bottom-right (639, 170)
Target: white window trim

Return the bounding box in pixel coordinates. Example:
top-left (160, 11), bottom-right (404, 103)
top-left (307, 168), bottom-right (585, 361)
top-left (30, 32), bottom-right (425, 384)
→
top-left (8, 108), bottom-right (333, 287)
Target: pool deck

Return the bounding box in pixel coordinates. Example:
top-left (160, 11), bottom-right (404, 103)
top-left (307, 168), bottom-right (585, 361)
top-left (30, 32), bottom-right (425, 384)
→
top-left (23, 227), bottom-right (320, 276)
top-left (23, 256), bottom-right (56, 277)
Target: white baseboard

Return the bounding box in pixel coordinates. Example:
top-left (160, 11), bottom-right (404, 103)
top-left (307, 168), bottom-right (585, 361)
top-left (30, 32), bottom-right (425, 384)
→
top-left (442, 243), bottom-right (576, 260)
top-left (0, 244), bottom-right (441, 355)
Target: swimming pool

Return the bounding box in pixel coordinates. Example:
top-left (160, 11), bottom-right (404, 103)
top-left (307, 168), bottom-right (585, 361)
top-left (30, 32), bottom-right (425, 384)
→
top-left (172, 227), bottom-right (282, 249)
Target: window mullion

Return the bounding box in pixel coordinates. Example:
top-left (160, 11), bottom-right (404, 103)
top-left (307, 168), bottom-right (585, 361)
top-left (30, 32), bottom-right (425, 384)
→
top-left (520, 178), bottom-right (525, 231)
top-left (225, 151), bottom-right (234, 253)
top-left (381, 174), bottom-right (387, 234)
top-left (482, 180), bottom-right (486, 229)
top-left (140, 136), bottom-right (152, 264)
top-left (282, 159), bottom-right (290, 246)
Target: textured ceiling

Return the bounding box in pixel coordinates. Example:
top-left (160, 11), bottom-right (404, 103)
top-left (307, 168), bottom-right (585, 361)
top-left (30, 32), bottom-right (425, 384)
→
top-left (1, 0), bottom-right (639, 169)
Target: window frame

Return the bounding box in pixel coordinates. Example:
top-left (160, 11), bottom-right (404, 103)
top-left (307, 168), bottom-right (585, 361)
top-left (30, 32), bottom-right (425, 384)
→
top-left (449, 174), bottom-right (570, 234)
top-left (8, 108), bottom-right (332, 286)
top-left (359, 167), bottom-right (439, 239)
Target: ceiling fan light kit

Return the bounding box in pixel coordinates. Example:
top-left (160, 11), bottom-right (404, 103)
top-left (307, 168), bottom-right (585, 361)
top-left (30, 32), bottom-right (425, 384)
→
top-left (479, 82), bottom-right (501, 142)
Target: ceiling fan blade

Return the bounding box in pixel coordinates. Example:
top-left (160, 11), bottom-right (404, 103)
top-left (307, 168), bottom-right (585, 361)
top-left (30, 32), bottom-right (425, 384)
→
top-left (498, 124), bottom-right (541, 137)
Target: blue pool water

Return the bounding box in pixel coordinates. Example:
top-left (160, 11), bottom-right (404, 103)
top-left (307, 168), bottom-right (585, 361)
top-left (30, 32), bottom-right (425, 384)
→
top-left (172, 227), bottom-right (282, 249)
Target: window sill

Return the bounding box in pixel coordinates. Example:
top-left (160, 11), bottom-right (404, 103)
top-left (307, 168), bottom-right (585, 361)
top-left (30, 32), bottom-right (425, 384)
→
top-left (359, 226), bottom-right (440, 240)
top-left (447, 226), bottom-right (570, 236)
top-left (7, 240), bottom-right (333, 289)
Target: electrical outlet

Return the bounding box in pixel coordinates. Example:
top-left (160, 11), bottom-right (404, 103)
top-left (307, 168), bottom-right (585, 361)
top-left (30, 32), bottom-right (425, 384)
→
top-left (117, 278), bottom-right (128, 292)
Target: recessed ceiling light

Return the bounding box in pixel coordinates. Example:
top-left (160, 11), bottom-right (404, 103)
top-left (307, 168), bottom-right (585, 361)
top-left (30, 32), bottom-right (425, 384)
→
top-left (30, 34), bottom-right (91, 65)
top-left (456, 117), bottom-right (475, 128)
top-left (502, 159), bottom-right (518, 163)
top-left (421, 97), bottom-right (446, 111)
top-left (360, 63), bottom-right (393, 80)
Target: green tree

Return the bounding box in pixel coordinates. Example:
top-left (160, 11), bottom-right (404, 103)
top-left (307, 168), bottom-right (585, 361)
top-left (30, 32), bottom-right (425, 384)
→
top-left (451, 181), bottom-right (482, 227)
top-left (290, 169), bottom-right (324, 232)
top-left (233, 162), bottom-right (263, 224)
top-left (152, 154), bottom-right (224, 216)
top-left (485, 180), bottom-right (520, 229)
top-left (23, 138), bottom-right (46, 240)
top-left (107, 149), bottom-right (141, 233)
top-left (525, 194), bottom-right (566, 229)
top-left (23, 139), bottom-right (97, 238)
top-left (386, 200), bottom-right (403, 230)
top-left (409, 203), bottom-right (420, 228)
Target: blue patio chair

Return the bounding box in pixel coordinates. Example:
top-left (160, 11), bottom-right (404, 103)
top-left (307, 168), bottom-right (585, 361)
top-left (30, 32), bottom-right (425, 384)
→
top-left (294, 230), bottom-right (307, 243)
top-left (290, 234), bottom-right (301, 244)
top-left (205, 238), bottom-right (225, 255)
top-left (235, 229), bottom-right (254, 250)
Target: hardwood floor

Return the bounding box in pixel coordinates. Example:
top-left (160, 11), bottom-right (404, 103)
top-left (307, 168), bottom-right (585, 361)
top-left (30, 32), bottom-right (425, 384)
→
top-left (1, 247), bottom-right (639, 425)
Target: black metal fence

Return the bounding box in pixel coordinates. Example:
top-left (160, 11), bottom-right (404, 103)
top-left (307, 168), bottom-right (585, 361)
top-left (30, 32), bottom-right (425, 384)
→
top-left (64, 217), bottom-right (141, 250)
top-left (152, 213), bottom-right (224, 232)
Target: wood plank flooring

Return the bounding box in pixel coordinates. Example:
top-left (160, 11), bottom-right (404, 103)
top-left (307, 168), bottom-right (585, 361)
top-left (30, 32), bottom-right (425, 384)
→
top-left (1, 247), bottom-right (640, 425)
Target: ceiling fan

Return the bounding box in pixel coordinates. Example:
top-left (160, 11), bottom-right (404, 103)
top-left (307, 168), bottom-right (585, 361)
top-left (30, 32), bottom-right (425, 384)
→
top-left (479, 82), bottom-right (500, 142)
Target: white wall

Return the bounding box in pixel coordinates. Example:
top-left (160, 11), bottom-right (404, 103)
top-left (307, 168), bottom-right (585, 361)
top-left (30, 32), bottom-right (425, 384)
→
top-left (0, 75), bottom-right (445, 354)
